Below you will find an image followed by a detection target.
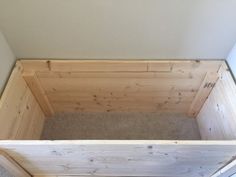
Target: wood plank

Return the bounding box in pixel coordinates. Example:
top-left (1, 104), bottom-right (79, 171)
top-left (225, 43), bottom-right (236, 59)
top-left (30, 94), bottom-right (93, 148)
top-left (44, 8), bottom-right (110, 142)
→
top-left (46, 90), bottom-right (197, 100)
top-left (211, 158), bottom-right (236, 177)
top-left (20, 60), bottom-right (50, 72)
top-left (50, 60), bottom-right (148, 72)
top-left (15, 92), bottom-right (45, 140)
top-left (52, 101), bottom-right (192, 113)
top-left (20, 59), bottom-right (223, 72)
top-left (197, 63), bottom-right (236, 140)
top-left (0, 62), bottom-right (27, 139)
top-left (34, 176), bottom-right (185, 177)
top-left (23, 72), bottom-right (55, 117)
top-left (0, 151), bottom-right (31, 177)
top-left (0, 62), bottom-right (46, 140)
top-left (148, 61), bottom-right (172, 72)
top-left (37, 71), bottom-right (194, 79)
top-left (39, 77), bottom-right (202, 93)
top-left (48, 94), bottom-right (194, 102)
top-left (0, 141), bottom-right (236, 177)
top-left (188, 72), bottom-right (219, 117)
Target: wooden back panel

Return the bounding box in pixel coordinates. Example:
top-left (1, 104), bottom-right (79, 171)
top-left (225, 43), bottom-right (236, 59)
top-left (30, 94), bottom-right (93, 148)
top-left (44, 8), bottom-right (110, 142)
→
top-left (20, 60), bottom-right (223, 116)
top-left (0, 62), bottom-right (45, 140)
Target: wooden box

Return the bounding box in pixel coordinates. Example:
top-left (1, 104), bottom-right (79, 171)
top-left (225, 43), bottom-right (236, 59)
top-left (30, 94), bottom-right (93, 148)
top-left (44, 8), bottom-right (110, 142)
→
top-left (0, 59), bottom-right (236, 177)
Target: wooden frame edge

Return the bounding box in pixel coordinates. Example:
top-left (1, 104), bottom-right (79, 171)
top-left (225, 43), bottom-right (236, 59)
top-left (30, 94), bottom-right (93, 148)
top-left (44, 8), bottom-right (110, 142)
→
top-left (0, 150), bottom-right (32, 177)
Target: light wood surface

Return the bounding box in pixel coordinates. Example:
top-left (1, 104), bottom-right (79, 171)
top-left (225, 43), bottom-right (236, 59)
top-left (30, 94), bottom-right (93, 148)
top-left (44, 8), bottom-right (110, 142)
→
top-left (20, 60), bottom-right (222, 114)
top-left (1, 59), bottom-right (236, 176)
top-left (211, 158), bottom-right (236, 177)
top-left (0, 151), bottom-right (31, 177)
top-left (0, 62), bottom-right (45, 140)
top-left (0, 140), bottom-right (236, 177)
top-left (23, 71), bottom-right (55, 117)
top-left (197, 63), bottom-right (236, 140)
top-left (188, 72), bottom-right (219, 117)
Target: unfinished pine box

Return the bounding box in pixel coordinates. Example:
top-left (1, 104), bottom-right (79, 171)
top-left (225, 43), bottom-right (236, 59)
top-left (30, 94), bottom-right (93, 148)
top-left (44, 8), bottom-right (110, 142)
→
top-left (0, 59), bottom-right (236, 177)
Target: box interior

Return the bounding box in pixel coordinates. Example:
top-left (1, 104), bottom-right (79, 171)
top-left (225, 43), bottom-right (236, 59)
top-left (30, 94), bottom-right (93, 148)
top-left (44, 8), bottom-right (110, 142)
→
top-left (0, 59), bottom-right (236, 141)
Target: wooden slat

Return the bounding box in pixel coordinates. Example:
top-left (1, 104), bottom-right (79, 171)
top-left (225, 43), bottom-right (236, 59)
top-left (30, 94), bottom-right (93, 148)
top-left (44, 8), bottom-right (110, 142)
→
top-left (37, 71), bottom-right (193, 79)
top-left (148, 61), bottom-right (172, 72)
top-left (40, 77), bottom-right (202, 93)
top-left (211, 158), bottom-right (236, 177)
top-left (52, 101), bottom-right (192, 113)
top-left (188, 72), bottom-right (219, 117)
top-left (50, 60), bottom-right (149, 72)
top-left (0, 62), bottom-right (46, 140)
top-left (21, 60), bottom-right (50, 72)
top-left (15, 92), bottom-right (45, 140)
top-left (0, 141), bottom-right (236, 177)
top-left (46, 90), bottom-right (197, 100)
top-left (23, 72), bottom-right (55, 117)
top-left (0, 151), bottom-right (31, 177)
top-left (47, 94), bottom-right (194, 102)
top-left (197, 63), bottom-right (236, 140)
top-left (20, 60), bottom-right (223, 73)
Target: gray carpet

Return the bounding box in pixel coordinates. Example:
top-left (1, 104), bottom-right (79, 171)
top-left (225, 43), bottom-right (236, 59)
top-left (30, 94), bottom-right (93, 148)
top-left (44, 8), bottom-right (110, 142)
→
top-left (41, 112), bottom-right (201, 140)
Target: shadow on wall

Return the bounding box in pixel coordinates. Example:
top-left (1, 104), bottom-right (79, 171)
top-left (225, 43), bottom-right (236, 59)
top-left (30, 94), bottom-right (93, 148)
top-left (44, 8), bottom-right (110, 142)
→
top-left (0, 31), bottom-right (15, 96)
top-left (227, 43), bottom-right (236, 79)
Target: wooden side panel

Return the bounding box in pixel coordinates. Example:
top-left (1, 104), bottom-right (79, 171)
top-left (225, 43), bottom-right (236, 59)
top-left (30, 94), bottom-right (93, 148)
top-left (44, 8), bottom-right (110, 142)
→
top-left (0, 151), bottom-right (31, 177)
top-left (19, 60), bottom-right (222, 114)
top-left (197, 63), bottom-right (236, 140)
top-left (0, 62), bottom-right (45, 140)
top-left (0, 141), bottom-right (236, 177)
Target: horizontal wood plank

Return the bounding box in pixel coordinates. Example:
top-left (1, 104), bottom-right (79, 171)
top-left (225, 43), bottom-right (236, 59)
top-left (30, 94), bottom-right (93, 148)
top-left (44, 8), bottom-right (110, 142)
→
top-left (0, 141), bottom-right (235, 177)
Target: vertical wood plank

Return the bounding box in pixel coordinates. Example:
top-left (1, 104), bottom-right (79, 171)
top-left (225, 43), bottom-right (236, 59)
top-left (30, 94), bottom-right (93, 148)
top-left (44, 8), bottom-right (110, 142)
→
top-left (23, 72), bottom-right (54, 117)
top-left (188, 72), bottom-right (219, 117)
top-left (0, 151), bottom-right (31, 177)
top-left (0, 62), bottom-right (46, 140)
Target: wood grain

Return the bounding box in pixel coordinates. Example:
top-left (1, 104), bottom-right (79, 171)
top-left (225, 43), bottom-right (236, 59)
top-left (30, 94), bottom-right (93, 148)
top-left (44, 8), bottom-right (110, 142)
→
top-left (19, 60), bottom-right (222, 114)
top-left (23, 72), bottom-right (55, 117)
top-left (0, 140), bottom-right (236, 177)
top-left (0, 151), bottom-right (31, 177)
top-left (0, 62), bottom-right (45, 140)
top-left (197, 63), bottom-right (236, 140)
top-left (188, 72), bottom-right (219, 117)
top-left (211, 158), bottom-right (236, 177)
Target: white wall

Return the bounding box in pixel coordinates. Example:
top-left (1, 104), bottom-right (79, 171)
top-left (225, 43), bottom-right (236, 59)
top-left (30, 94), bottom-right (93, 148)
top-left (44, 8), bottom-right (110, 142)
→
top-left (0, 31), bottom-right (15, 95)
top-left (227, 43), bottom-right (236, 78)
top-left (0, 0), bottom-right (236, 59)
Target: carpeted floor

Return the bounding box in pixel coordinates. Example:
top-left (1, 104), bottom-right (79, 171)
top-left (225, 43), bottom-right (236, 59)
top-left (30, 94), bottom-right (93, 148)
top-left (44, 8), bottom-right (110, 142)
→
top-left (41, 112), bottom-right (201, 140)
